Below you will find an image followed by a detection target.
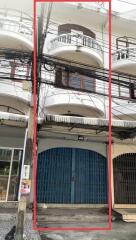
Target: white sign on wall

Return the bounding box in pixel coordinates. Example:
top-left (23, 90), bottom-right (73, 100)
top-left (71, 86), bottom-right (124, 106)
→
top-left (23, 165), bottom-right (30, 179)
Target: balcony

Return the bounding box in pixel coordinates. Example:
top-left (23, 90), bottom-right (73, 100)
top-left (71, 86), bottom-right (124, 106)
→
top-left (43, 88), bottom-right (105, 118)
top-left (112, 48), bottom-right (136, 75)
top-left (0, 8), bottom-right (33, 50)
top-left (0, 80), bottom-right (31, 115)
top-left (112, 102), bottom-right (136, 121)
top-left (0, 55), bottom-right (32, 115)
top-left (48, 33), bottom-right (103, 67)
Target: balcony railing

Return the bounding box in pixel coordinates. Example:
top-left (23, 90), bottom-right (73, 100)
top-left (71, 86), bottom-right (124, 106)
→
top-left (0, 8), bottom-right (33, 41)
top-left (112, 47), bottom-right (136, 63)
top-left (0, 57), bottom-right (31, 81)
top-left (48, 33), bottom-right (103, 58)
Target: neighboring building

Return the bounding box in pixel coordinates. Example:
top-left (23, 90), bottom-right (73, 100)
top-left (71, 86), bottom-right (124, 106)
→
top-left (0, 0), bottom-right (32, 202)
top-left (0, 1), bottom-right (136, 223)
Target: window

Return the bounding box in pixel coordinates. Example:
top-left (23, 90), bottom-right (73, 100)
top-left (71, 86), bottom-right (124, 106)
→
top-left (118, 76), bottom-right (130, 99)
top-left (0, 148), bottom-right (23, 201)
top-left (61, 71), bottom-right (95, 92)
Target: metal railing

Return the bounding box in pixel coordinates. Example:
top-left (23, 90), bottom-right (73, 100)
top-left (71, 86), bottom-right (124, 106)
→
top-left (0, 49), bottom-right (32, 81)
top-left (48, 33), bottom-right (103, 58)
top-left (112, 47), bottom-right (136, 63)
top-left (0, 8), bottom-right (33, 41)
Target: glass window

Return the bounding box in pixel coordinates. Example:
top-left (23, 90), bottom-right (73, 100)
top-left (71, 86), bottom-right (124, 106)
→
top-left (8, 150), bottom-right (22, 201)
top-left (69, 72), bottom-right (81, 89)
top-left (0, 149), bottom-right (12, 201)
top-left (119, 86), bottom-right (130, 98)
top-left (83, 75), bottom-right (95, 91)
top-left (0, 149), bottom-right (11, 161)
top-left (0, 148), bottom-right (23, 201)
top-left (61, 71), bottom-right (95, 92)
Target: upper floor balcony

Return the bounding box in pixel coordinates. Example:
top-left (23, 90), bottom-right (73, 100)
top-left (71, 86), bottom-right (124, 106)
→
top-left (47, 24), bottom-right (103, 67)
top-left (41, 55), bottom-right (136, 120)
top-left (112, 37), bottom-right (136, 75)
top-left (42, 88), bottom-right (105, 118)
top-left (112, 102), bottom-right (136, 121)
top-left (0, 8), bottom-right (33, 50)
top-left (40, 62), bottom-right (106, 118)
top-left (0, 80), bottom-right (31, 115)
top-left (0, 51), bottom-right (32, 116)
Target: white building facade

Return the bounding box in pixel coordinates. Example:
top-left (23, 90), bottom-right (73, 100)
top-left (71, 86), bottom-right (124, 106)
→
top-left (0, 1), bottom-right (136, 217)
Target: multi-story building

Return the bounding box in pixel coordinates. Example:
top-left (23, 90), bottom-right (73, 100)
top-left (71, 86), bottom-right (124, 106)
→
top-left (0, 0), bottom-right (32, 202)
top-left (36, 2), bottom-right (136, 224)
top-left (0, 1), bottom-right (136, 227)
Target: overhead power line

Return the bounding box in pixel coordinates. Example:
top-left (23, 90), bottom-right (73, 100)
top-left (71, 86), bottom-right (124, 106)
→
top-left (41, 54), bottom-right (136, 103)
top-left (1, 48), bottom-right (136, 123)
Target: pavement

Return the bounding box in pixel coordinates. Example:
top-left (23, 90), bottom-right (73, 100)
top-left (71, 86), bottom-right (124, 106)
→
top-left (0, 208), bottom-right (40, 240)
top-left (0, 207), bottom-right (136, 240)
top-left (40, 221), bottom-right (136, 240)
top-left (37, 207), bottom-right (136, 240)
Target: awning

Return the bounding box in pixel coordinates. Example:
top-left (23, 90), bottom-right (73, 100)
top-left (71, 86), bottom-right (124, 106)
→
top-left (41, 115), bottom-right (136, 139)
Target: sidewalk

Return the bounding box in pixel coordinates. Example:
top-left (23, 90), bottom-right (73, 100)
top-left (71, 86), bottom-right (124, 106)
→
top-left (40, 220), bottom-right (136, 240)
top-left (0, 207), bottom-right (40, 240)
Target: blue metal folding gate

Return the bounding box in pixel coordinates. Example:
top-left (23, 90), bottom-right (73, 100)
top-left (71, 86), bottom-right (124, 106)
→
top-left (37, 148), bottom-right (107, 204)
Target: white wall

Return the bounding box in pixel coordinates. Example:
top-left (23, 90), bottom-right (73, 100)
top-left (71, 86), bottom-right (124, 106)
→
top-left (38, 138), bottom-right (107, 158)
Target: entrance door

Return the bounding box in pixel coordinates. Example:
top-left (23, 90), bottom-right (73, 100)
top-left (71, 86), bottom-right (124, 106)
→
top-left (37, 148), bottom-right (72, 203)
top-left (114, 153), bottom-right (136, 204)
top-left (37, 148), bottom-right (107, 204)
top-left (74, 149), bottom-right (107, 203)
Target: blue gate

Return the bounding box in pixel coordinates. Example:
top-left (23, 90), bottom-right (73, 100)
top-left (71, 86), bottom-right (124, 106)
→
top-left (37, 148), bottom-right (107, 203)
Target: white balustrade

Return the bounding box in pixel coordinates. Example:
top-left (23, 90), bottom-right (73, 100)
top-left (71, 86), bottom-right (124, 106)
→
top-left (112, 47), bottom-right (136, 62)
top-left (0, 8), bottom-right (33, 41)
top-left (48, 33), bottom-right (103, 59)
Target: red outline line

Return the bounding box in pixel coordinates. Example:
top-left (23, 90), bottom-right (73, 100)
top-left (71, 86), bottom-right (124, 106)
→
top-left (36, 0), bottom-right (110, 2)
top-left (33, 0), bottom-right (37, 229)
top-left (108, 0), bottom-right (112, 230)
top-left (33, 0), bottom-right (112, 231)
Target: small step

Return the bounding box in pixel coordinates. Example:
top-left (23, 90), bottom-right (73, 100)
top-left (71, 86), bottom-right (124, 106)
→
top-left (37, 207), bottom-right (108, 228)
top-left (113, 208), bottom-right (136, 222)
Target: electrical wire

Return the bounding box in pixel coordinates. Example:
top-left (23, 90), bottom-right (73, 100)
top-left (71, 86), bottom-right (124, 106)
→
top-left (1, 49), bottom-right (136, 123)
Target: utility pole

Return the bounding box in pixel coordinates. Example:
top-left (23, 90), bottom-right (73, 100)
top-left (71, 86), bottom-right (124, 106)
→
top-left (15, 3), bottom-right (49, 239)
top-left (15, 3), bottom-right (53, 238)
